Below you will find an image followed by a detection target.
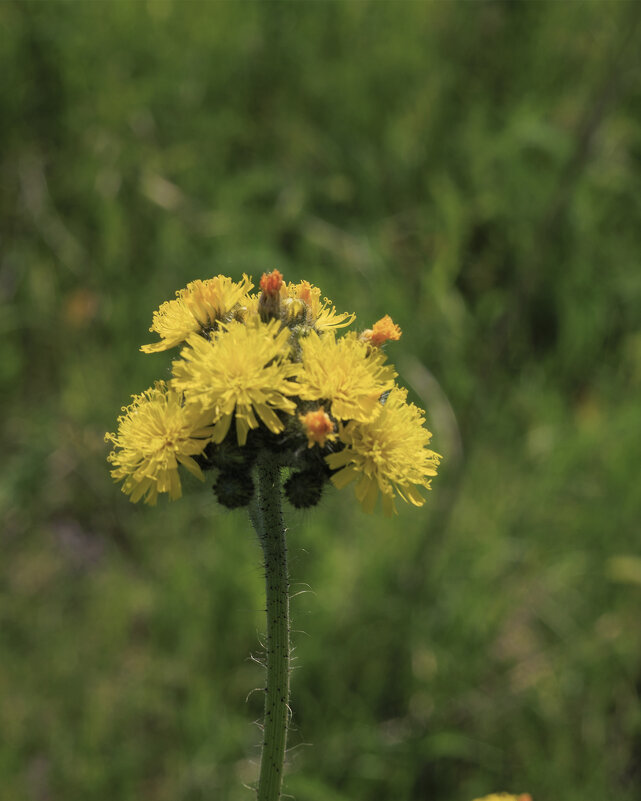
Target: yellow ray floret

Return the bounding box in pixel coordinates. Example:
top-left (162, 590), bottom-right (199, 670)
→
top-left (105, 381), bottom-right (214, 505)
top-left (171, 318), bottom-right (299, 446)
top-left (297, 330), bottom-right (396, 422)
top-left (141, 274), bottom-right (253, 353)
top-left (325, 387), bottom-right (441, 516)
top-left (281, 280), bottom-right (355, 331)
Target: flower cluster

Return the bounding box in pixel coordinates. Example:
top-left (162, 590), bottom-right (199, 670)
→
top-left (105, 270), bottom-right (441, 513)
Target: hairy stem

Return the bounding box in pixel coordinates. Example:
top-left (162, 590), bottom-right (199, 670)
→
top-left (251, 456), bottom-right (290, 801)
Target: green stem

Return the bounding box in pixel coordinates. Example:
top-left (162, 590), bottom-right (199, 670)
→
top-left (251, 456), bottom-right (290, 801)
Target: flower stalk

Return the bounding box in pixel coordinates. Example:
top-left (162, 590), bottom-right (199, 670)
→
top-left (251, 455), bottom-right (290, 801)
top-left (105, 269), bottom-right (442, 799)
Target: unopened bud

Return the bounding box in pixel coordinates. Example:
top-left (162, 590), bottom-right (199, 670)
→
top-left (258, 270), bottom-right (284, 321)
top-left (260, 269), bottom-right (284, 296)
top-left (299, 409), bottom-right (336, 449)
top-left (284, 469), bottom-right (326, 509)
top-left (282, 297), bottom-right (308, 325)
top-left (213, 470), bottom-right (255, 509)
top-left (361, 314), bottom-right (402, 347)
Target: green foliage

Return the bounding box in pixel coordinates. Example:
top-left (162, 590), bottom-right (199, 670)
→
top-left (2, 1), bottom-right (641, 799)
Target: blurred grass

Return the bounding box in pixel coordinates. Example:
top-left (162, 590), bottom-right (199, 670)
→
top-left (1, 1), bottom-right (641, 800)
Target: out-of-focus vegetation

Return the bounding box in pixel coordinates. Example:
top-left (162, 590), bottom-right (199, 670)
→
top-left (2, 2), bottom-right (641, 800)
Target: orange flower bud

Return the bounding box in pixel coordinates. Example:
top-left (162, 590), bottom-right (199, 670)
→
top-left (361, 314), bottom-right (402, 347)
top-left (299, 409), bottom-right (336, 448)
top-left (260, 269), bottom-right (284, 297)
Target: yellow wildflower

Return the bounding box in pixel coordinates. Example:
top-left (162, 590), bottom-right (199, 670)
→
top-left (109, 269), bottom-right (442, 514)
top-left (326, 387), bottom-right (441, 515)
top-left (141, 274), bottom-right (253, 353)
top-left (240, 291), bottom-right (260, 322)
top-left (472, 795), bottom-right (532, 801)
top-left (281, 280), bottom-right (355, 331)
top-left (361, 314), bottom-right (402, 347)
top-left (299, 409), bottom-right (337, 448)
top-left (105, 381), bottom-right (213, 505)
top-left (171, 318), bottom-right (299, 446)
top-left (297, 331), bottom-right (396, 422)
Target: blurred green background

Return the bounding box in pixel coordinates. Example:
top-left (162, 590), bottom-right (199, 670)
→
top-left (2, 2), bottom-right (641, 800)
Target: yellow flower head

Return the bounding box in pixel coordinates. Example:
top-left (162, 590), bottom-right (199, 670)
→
top-left (171, 318), bottom-right (299, 446)
top-left (361, 314), bottom-right (402, 347)
top-left (141, 274), bottom-right (253, 353)
top-left (299, 409), bottom-right (337, 449)
top-left (326, 387), bottom-right (441, 515)
top-left (281, 280), bottom-right (355, 331)
top-left (297, 330), bottom-right (396, 423)
top-left (104, 381), bottom-right (213, 505)
top-left (472, 795), bottom-right (532, 801)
